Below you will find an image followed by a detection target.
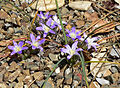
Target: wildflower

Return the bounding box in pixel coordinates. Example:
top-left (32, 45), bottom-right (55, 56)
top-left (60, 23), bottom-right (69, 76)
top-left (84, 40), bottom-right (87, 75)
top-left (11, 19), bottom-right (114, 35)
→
top-left (52, 15), bottom-right (67, 30)
top-left (36, 22), bottom-right (55, 37)
top-left (8, 41), bottom-right (28, 55)
top-left (26, 33), bottom-right (45, 51)
top-left (81, 33), bottom-right (99, 51)
top-left (37, 11), bottom-right (51, 20)
top-left (66, 27), bottom-right (81, 40)
top-left (61, 41), bottom-right (83, 60)
top-left (47, 18), bottom-right (57, 29)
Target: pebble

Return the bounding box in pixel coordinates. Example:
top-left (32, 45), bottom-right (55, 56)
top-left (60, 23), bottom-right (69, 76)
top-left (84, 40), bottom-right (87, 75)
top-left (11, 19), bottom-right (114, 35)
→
top-left (61, 7), bottom-right (69, 15)
top-left (7, 27), bottom-right (15, 34)
top-left (111, 66), bottom-right (118, 73)
top-left (31, 84), bottom-right (39, 88)
top-left (69, 1), bottom-right (92, 10)
top-left (49, 53), bottom-right (59, 61)
top-left (8, 69), bottom-right (21, 82)
top-left (33, 72), bottom-right (44, 81)
top-left (30, 0), bottom-right (65, 11)
top-left (36, 80), bottom-right (53, 88)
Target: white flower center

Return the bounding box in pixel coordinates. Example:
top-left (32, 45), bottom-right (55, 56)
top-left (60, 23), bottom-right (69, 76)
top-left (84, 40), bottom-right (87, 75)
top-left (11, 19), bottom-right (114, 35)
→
top-left (87, 39), bottom-right (92, 45)
top-left (70, 49), bottom-right (75, 55)
top-left (14, 46), bottom-right (22, 52)
top-left (32, 42), bottom-right (39, 47)
top-left (70, 33), bottom-right (76, 38)
top-left (44, 26), bottom-right (50, 33)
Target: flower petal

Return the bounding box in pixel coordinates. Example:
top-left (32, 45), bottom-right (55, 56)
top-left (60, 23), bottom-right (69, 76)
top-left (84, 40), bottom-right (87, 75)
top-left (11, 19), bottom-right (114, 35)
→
top-left (49, 30), bottom-right (55, 34)
top-left (46, 18), bottom-right (52, 26)
top-left (13, 41), bottom-right (17, 46)
top-left (25, 41), bottom-right (31, 44)
top-left (36, 27), bottom-right (43, 31)
top-left (19, 41), bottom-right (24, 47)
top-left (61, 48), bottom-right (69, 54)
top-left (18, 51), bottom-right (22, 54)
top-left (39, 39), bottom-right (45, 45)
top-left (22, 47), bottom-right (28, 50)
top-left (32, 46), bottom-right (37, 49)
top-left (38, 46), bottom-right (43, 51)
top-left (72, 41), bottom-right (78, 50)
top-left (71, 27), bottom-right (76, 33)
top-left (65, 45), bottom-right (71, 50)
top-left (67, 55), bottom-right (72, 60)
top-left (36, 36), bottom-right (40, 41)
top-left (76, 48), bottom-right (83, 52)
top-left (11, 51), bottom-right (16, 55)
top-left (43, 33), bottom-right (48, 38)
top-left (8, 46), bottom-right (14, 50)
top-left (30, 33), bottom-right (36, 42)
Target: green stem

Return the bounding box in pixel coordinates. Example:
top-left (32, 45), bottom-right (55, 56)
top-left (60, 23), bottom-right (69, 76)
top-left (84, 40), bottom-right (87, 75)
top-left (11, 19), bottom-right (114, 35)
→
top-left (55, 0), bottom-right (67, 44)
top-left (42, 58), bottom-right (65, 88)
top-left (79, 52), bottom-right (89, 88)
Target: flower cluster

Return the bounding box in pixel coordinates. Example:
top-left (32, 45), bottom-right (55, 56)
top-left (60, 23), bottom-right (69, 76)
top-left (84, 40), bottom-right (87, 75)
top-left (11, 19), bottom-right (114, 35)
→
top-left (8, 11), bottom-right (99, 60)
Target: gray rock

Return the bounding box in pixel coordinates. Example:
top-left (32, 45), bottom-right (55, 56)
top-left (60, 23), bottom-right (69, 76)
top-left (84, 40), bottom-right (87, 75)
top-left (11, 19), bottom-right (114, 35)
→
top-left (36, 80), bottom-right (53, 88)
top-left (49, 53), bottom-right (59, 61)
top-left (61, 7), bottom-right (69, 15)
top-left (111, 66), bottom-right (118, 73)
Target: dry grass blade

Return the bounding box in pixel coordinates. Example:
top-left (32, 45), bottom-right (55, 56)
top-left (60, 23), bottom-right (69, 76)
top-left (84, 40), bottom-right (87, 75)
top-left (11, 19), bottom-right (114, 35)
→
top-left (80, 9), bottom-right (119, 36)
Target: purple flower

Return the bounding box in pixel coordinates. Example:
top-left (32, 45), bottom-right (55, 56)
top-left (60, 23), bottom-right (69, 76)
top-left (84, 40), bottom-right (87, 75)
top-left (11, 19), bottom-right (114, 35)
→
top-left (8, 41), bottom-right (28, 55)
top-left (47, 18), bottom-right (57, 29)
top-left (52, 15), bottom-right (67, 30)
top-left (61, 41), bottom-right (83, 60)
top-left (36, 22), bottom-right (55, 37)
top-left (80, 33), bottom-right (99, 51)
top-left (66, 27), bottom-right (81, 40)
top-left (26, 33), bottom-right (45, 51)
top-left (37, 11), bottom-right (51, 20)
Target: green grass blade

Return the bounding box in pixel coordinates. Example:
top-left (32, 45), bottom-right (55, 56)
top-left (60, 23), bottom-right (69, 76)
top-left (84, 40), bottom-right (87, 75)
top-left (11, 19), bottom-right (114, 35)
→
top-left (42, 58), bottom-right (65, 88)
top-left (55, 0), bottom-right (67, 44)
top-left (79, 52), bottom-right (89, 88)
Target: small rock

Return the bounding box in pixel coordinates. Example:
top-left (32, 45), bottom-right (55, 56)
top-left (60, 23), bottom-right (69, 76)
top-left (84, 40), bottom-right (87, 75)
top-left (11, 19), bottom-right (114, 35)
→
top-left (57, 78), bottom-right (64, 87)
top-left (0, 10), bottom-right (10, 19)
top-left (33, 72), bottom-right (44, 81)
top-left (31, 0), bottom-right (65, 11)
top-left (50, 11), bottom-right (56, 15)
top-left (0, 74), bottom-right (3, 82)
top-left (61, 7), bottom-right (69, 15)
top-left (111, 66), bottom-right (118, 73)
top-left (8, 61), bottom-right (20, 72)
top-left (55, 67), bottom-right (60, 74)
top-left (24, 75), bottom-right (33, 84)
top-left (4, 71), bottom-right (10, 81)
top-left (49, 53), bottom-right (59, 61)
top-left (96, 78), bottom-right (110, 85)
top-left (65, 78), bottom-right (72, 85)
top-left (0, 82), bottom-right (9, 88)
top-left (14, 82), bottom-right (24, 88)
top-left (75, 20), bottom-right (85, 28)
top-left (73, 80), bottom-right (79, 87)
top-left (64, 85), bottom-right (70, 88)
top-left (69, 1), bottom-right (92, 10)
top-left (7, 27), bottom-right (14, 34)
top-left (8, 69), bottom-right (21, 82)
top-left (31, 84), bottom-right (39, 88)
top-left (9, 82), bottom-right (17, 88)
top-left (23, 69), bottom-right (30, 76)
top-left (36, 80), bottom-right (53, 88)
top-left (65, 68), bottom-right (71, 75)
top-left (25, 62), bottom-right (39, 71)
top-left (17, 74), bottom-right (25, 82)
